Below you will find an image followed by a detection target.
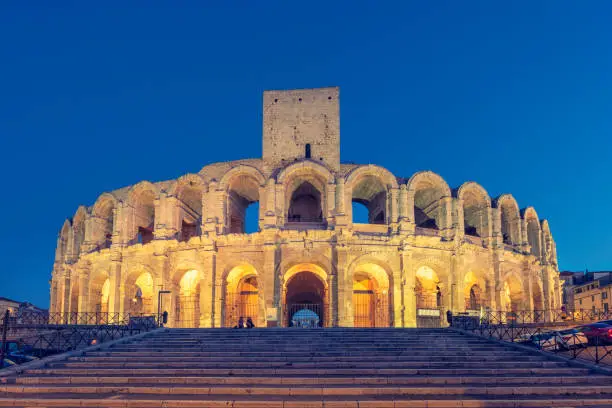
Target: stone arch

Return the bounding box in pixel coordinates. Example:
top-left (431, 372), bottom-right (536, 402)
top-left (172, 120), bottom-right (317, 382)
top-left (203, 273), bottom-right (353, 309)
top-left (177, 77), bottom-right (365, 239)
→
top-left (89, 268), bottom-right (110, 318)
top-left (123, 267), bottom-right (155, 316)
top-left (219, 166), bottom-right (265, 234)
top-left (540, 219), bottom-right (555, 264)
top-left (457, 182), bottom-right (491, 239)
top-left (172, 174), bottom-right (206, 241)
top-left (172, 268), bottom-right (205, 328)
top-left (277, 161), bottom-right (334, 226)
top-left (92, 193), bottom-right (118, 250)
top-left (523, 206), bottom-right (541, 259)
top-left (223, 262), bottom-right (261, 327)
top-left (494, 194), bottom-right (521, 247)
top-left (281, 261), bottom-right (330, 327)
top-left (347, 255), bottom-right (393, 328)
top-left (415, 265), bottom-right (442, 309)
top-left (72, 206), bottom-right (88, 258)
top-left (532, 277), bottom-right (545, 311)
top-left (56, 220), bottom-right (72, 262)
top-left (501, 271), bottom-right (525, 313)
top-left (463, 271), bottom-right (488, 311)
top-left (69, 276), bottom-right (80, 317)
top-left (128, 181), bottom-right (159, 245)
top-left (407, 171), bottom-right (451, 231)
top-left (346, 165), bottom-right (398, 225)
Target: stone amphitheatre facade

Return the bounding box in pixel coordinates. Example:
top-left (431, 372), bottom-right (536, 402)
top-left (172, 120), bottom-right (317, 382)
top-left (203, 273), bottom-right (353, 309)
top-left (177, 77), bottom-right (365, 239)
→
top-left (49, 87), bottom-right (562, 328)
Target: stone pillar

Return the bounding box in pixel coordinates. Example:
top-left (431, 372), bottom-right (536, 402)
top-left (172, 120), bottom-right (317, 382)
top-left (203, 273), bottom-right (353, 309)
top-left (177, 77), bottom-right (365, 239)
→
top-left (401, 250), bottom-right (416, 327)
top-left (492, 252), bottom-right (503, 311)
top-left (199, 251), bottom-right (215, 328)
top-left (390, 188), bottom-right (399, 233)
top-left (328, 274), bottom-right (336, 327)
top-left (455, 198), bottom-right (465, 241)
top-left (263, 179), bottom-right (277, 228)
top-left (77, 266), bottom-right (90, 315)
top-left (443, 197), bottom-right (454, 240)
top-left (326, 182), bottom-right (335, 224)
top-left (335, 178), bottom-right (345, 214)
top-left (392, 263), bottom-right (402, 327)
top-left (107, 260), bottom-right (122, 322)
top-left (335, 244), bottom-right (351, 327)
top-left (61, 272), bottom-right (70, 317)
top-left (262, 238), bottom-right (277, 326)
top-left (275, 184), bottom-right (285, 226)
top-left (399, 185), bottom-right (408, 220)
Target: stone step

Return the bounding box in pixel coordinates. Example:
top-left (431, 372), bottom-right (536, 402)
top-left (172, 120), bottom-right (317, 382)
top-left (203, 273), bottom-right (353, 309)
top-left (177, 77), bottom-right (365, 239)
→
top-left (71, 355), bottom-right (538, 363)
top-left (2, 396), bottom-right (612, 408)
top-left (23, 367), bottom-right (590, 376)
top-left (83, 350), bottom-right (529, 358)
top-left (12, 375), bottom-right (612, 386)
top-left (4, 384), bottom-right (612, 397)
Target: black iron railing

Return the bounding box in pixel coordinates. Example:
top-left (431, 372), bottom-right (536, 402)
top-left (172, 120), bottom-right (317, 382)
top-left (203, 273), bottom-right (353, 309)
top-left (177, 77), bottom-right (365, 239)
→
top-left (454, 309), bottom-right (611, 326)
top-left (452, 309), bottom-right (612, 366)
top-left (0, 310), bottom-right (158, 368)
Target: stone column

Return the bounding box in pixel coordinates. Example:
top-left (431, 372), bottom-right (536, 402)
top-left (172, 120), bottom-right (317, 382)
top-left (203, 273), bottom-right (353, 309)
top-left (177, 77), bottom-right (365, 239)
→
top-left (392, 261), bottom-right (402, 327)
top-left (443, 197), bottom-right (454, 240)
top-left (401, 250), bottom-right (416, 327)
top-left (335, 178), bottom-right (345, 214)
top-left (199, 251), bottom-right (215, 328)
top-left (77, 265), bottom-right (90, 315)
top-left (263, 180), bottom-right (277, 228)
top-left (262, 238), bottom-right (277, 326)
top-left (335, 244), bottom-right (351, 327)
top-left (326, 182), bottom-right (335, 224)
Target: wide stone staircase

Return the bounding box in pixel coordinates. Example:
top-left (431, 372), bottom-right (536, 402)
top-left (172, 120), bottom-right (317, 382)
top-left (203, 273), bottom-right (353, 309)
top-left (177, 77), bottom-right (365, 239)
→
top-left (1, 328), bottom-right (611, 407)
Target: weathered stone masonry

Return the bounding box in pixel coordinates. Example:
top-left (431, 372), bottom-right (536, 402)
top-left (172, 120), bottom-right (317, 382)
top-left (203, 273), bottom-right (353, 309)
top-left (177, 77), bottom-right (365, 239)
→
top-left (49, 87), bottom-right (562, 328)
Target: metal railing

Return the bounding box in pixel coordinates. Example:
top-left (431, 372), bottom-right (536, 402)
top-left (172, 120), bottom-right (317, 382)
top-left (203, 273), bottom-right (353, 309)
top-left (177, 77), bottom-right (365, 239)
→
top-left (452, 309), bottom-right (612, 366)
top-left (461, 309), bottom-right (611, 326)
top-left (0, 310), bottom-right (158, 368)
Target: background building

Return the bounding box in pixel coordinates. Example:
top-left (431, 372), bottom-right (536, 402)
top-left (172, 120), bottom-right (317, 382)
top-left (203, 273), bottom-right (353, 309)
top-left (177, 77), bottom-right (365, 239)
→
top-left (49, 87), bottom-right (562, 328)
top-left (573, 272), bottom-right (612, 313)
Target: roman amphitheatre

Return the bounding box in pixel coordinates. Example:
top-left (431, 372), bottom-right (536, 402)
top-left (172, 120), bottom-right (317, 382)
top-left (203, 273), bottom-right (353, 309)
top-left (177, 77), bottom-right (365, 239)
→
top-left (49, 87), bottom-right (562, 328)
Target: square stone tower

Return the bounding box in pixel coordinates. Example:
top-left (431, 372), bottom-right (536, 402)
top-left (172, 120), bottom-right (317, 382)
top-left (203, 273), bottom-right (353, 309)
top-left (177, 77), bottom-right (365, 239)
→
top-left (262, 87), bottom-right (340, 172)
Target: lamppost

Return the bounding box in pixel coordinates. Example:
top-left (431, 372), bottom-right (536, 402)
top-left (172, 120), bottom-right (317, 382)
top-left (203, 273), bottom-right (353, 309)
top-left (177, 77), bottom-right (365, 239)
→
top-left (157, 290), bottom-right (171, 326)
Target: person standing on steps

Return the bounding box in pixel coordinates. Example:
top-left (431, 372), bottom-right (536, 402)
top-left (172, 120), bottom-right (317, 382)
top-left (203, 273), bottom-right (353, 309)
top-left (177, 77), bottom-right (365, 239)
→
top-left (233, 316), bottom-right (244, 329)
top-left (246, 317), bottom-right (255, 329)
top-left (446, 310), bottom-right (453, 326)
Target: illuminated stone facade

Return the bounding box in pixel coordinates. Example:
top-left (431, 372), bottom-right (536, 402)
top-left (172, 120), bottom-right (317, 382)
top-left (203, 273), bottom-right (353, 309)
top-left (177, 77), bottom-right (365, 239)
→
top-left (49, 87), bottom-right (562, 328)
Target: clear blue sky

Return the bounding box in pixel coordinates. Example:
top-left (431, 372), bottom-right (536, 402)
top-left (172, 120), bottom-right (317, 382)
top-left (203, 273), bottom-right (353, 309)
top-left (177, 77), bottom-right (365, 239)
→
top-left (1, 2), bottom-right (611, 308)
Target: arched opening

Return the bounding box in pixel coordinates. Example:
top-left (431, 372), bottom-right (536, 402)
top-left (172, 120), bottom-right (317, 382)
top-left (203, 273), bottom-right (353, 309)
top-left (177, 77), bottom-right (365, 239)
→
top-left (69, 280), bottom-right (79, 318)
top-left (224, 264), bottom-right (260, 327)
top-left (498, 196), bottom-right (520, 247)
top-left (501, 274), bottom-right (524, 314)
top-left (284, 271), bottom-right (326, 327)
top-left (351, 176), bottom-right (387, 224)
top-left (175, 270), bottom-right (201, 328)
top-left (177, 180), bottom-right (203, 242)
top-left (287, 182), bottom-right (323, 224)
top-left (352, 263), bottom-right (390, 327)
top-left (88, 271), bottom-right (110, 321)
top-left (460, 185), bottom-right (489, 239)
top-left (132, 188), bottom-right (156, 245)
top-left (305, 143), bottom-right (311, 159)
top-left (93, 197), bottom-right (115, 250)
top-left (463, 271), bottom-right (486, 311)
top-left (413, 182), bottom-right (446, 231)
top-left (72, 208), bottom-right (87, 257)
top-left (533, 281), bottom-right (544, 311)
top-left (227, 174), bottom-right (261, 234)
top-left (526, 215), bottom-right (541, 258)
top-left (415, 266), bottom-right (443, 327)
top-left (125, 272), bottom-right (154, 316)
